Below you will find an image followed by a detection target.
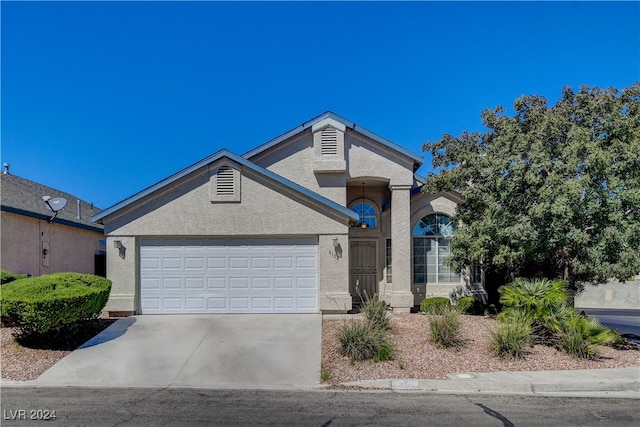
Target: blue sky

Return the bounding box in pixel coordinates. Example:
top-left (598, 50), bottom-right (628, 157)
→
top-left (2, 1), bottom-right (638, 211)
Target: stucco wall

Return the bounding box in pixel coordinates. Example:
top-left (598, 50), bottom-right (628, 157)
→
top-left (345, 132), bottom-right (415, 187)
top-left (575, 278), bottom-right (640, 310)
top-left (100, 162), bottom-right (352, 314)
top-left (249, 129), bottom-right (416, 205)
top-left (1, 212), bottom-right (103, 277)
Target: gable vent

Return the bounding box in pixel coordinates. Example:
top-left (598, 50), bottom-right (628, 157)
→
top-left (216, 166), bottom-right (235, 196)
top-left (320, 126), bottom-right (338, 156)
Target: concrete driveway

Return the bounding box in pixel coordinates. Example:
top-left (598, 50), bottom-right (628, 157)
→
top-left (36, 314), bottom-right (321, 389)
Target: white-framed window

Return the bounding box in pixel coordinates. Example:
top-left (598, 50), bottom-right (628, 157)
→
top-left (351, 202), bottom-right (377, 228)
top-left (413, 213), bottom-right (460, 284)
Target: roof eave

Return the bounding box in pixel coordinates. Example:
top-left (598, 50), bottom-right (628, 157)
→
top-left (242, 111), bottom-right (424, 168)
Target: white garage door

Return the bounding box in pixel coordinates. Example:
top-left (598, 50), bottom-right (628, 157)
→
top-left (139, 238), bottom-right (318, 314)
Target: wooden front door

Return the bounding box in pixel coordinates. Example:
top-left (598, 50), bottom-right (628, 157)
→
top-left (349, 240), bottom-right (378, 300)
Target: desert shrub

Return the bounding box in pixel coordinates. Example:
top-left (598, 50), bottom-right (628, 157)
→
top-left (455, 296), bottom-right (485, 315)
top-left (337, 320), bottom-right (392, 362)
top-left (560, 315), bottom-right (618, 359)
top-left (428, 305), bottom-right (461, 348)
top-left (560, 324), bottom-right (595, 359)
top-left (499, 278), bottom-right (568, 315)
top-left (420, 297), bottom-right (451, 315)
top-left (361, 294), bottom-right (391, 331)
top-left (496, 278), bottom-right (618, 358)
top-left (489, 323), bottom-right (532, 359)
top-left (1, 270), bottom-right (27, 285)
top-left (0, 273), bottom-right (112, 337)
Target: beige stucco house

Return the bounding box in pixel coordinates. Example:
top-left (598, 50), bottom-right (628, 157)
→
top-left (93, 112), bottom-right (467, 316)
top-left (1, 171), bottom-right (105, 277)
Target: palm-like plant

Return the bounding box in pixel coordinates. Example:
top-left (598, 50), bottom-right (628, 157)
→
top-left (495, 278), bottom-right (618, 359)
top-left (498, 278), bottom-right (567, 312)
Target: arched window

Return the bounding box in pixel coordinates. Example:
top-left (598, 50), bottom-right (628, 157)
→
top-left (413, 213), bottom-right (460, 284)
top-left (351, 202), bottom-right (377, 228)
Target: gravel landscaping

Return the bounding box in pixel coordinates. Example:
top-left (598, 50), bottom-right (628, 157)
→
top-left (1, 318), bottom-right (116, 381)
top-left (2, 312), bottom-right (638, 383)
top-left (321, 313), bottom-right (640, 386)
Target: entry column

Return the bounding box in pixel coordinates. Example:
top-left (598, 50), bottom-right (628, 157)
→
top-left (388, 184), bottom-right (413, 312)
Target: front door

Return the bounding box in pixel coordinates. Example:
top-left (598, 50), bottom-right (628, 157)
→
top-left (349, 240), bottom-right (378, 301)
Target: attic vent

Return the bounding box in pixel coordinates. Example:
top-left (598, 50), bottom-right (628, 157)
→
top-left (216, 166), bottom-right (235, 196)
top-left (320, 127), bottom-right (338, 156)
top-left (210, 164), bottom-right (241, 203)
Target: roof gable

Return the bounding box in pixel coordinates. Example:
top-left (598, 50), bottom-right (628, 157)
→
top-left (242, 111), bottom-right (424, 167)
top-left (92, 149), bottom-right (359, 224)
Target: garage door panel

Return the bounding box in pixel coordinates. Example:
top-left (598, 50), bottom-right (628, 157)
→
top-left (252, 277), bottom-right (271, 289)
top-left (207, 257), bottom-right (226, 269)
top-left (140, 240), bottom-right (318, 314)
top-left (185, 278), bottom-right (205, 289)
top-left (185, 257), bottom-right (204, 269)
top-left (163, 278), bottom-right (182, 289)
top-left (274, 257), bottom-right (293, 269)
top-left (162, 258), bottom-right (182, 269)
top-left (185, 298), bottom-right (205, 310)
top-left (141, 278), bottom-right (160, 290)
top-left (207, 277), bottom-right (226, 289)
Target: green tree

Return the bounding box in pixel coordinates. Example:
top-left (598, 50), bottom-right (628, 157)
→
top-left (423, 84), bottom-right (640, 295)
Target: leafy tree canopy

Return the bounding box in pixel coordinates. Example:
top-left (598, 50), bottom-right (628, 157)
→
top-left (423, 83), bottom-right (640, 291)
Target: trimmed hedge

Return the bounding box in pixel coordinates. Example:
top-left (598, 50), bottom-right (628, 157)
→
top-left (420, 297), bottom-right (451, 314)
top-left (0, 273), bottom-right (111, 335)
top-left (1, 270), bottom-right (27, 285)
top-left (456, 296), bottom-right (485, 315)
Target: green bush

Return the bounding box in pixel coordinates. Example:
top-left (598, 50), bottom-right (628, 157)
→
top-left (455, 296), bottom-right (485, 315)
top-left (495, 278), bottom-right (618, 359)
top-left (489, 323), bottom-right (532, 359)
top-left (420, 297), bottom-right (451, 315)
top-left (560, 315), bottom-right (618, 359)
top-left (499, 278), bottom-right (568, 315)
top-left (428, 305), bottom-right (461, 348)
top-left (0, 273), bottom-right (112, 336)
top-left (361, 294), bottom-right (391, 331)
top-left (1, 270), bottom-right (27, 285)
top-left (337, 320), bottom-right (392, 362)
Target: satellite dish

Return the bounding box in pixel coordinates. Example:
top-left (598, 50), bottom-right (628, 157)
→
top-left (42, 196), bottom-right (67, 222)
top-left (43, 197), bottom-right (68, 212)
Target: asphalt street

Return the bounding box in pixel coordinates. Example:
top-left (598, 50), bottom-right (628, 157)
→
top-left (580, 308), bottom-right (640, 340)
top-left (2, 387), bottom-right (639, 426)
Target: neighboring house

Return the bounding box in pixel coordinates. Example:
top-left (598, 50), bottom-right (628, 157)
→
top-left (1, 170), bottom-right (105, 277)
top-left (93, 112), bottom-right (468, 316)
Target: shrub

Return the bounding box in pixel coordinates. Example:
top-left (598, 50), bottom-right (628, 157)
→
top-left (420, 297), bottom-right (451, 315)
top-left (428, 305), bottom-right (461, 348)
top-left (1, 270), bottom-right (27, 285)
top-left (489, 323), bottom-right (532, 359)
top-left (498, 278), bottom-right (568, 314)
top-left (560, 315), bottom-right (618, 359)
top-left (456, 296), bottom-right (485, 315)
top-left (495, 278), bottom-right (618, 358)
top-left (361, 294), bottom-right (391, 331)
top-left (337, 320), bottom-right (392, 362)
top-left (0, 273), bottom-right (112, 336)
top-left (560, 324), bottom-right (594, 359)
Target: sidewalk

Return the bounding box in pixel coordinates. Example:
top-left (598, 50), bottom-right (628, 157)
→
top-left (3, 367), bottom-right (638, 398)
top-left (340, 367), bottom-right (640, 398)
